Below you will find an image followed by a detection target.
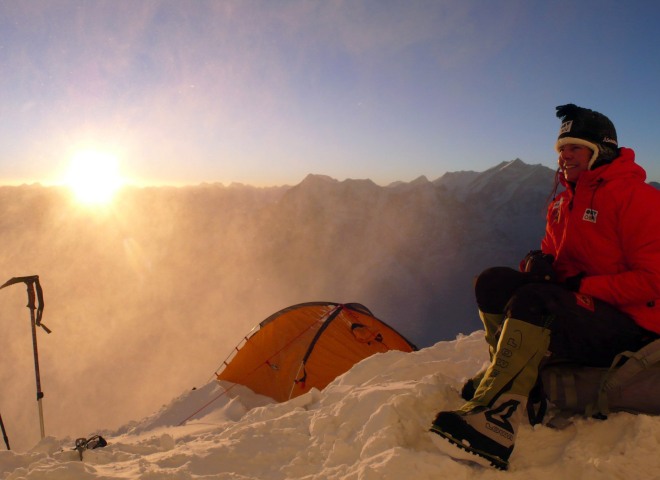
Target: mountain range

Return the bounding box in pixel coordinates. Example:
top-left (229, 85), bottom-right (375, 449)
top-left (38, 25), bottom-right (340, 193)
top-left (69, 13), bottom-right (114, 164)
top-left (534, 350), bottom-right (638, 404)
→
top-left (0, 159), bottom-right (593, 350)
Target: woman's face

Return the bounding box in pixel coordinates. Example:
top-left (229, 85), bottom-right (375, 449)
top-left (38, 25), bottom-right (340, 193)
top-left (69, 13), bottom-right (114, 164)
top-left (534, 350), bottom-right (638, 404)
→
top-left (558, 144), bottom-right (594, 183)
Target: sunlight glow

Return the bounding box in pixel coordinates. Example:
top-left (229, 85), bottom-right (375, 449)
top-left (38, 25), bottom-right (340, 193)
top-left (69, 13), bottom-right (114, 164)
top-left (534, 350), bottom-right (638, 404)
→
top-left (65, 150), bottom-right (124, 205)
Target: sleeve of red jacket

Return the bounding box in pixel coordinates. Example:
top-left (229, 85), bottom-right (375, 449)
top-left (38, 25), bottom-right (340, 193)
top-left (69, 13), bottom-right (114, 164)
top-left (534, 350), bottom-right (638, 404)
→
top-left (540, 200), bottom-right (559, 258)
top-left (580, 185), bottom-right (660, 306)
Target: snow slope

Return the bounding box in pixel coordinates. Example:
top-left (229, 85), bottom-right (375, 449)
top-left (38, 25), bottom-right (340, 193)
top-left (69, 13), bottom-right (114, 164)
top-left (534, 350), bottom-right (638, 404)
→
top-left (2, 331), bottom-right (660, 479)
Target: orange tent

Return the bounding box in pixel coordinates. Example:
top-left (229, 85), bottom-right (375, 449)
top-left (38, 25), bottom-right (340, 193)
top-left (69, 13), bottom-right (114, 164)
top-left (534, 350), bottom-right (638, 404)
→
top-left (216, 302), bottom-right (417, 402)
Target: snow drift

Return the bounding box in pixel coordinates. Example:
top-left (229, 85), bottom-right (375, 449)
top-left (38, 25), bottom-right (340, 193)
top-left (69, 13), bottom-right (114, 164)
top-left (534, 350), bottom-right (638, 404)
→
top-left (2, 331), bottom-right (660, 479)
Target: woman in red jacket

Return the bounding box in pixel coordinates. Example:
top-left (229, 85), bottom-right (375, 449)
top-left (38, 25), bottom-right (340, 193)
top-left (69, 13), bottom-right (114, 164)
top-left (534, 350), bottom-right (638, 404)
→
top-left (429, 104), bottom-right (660, 470)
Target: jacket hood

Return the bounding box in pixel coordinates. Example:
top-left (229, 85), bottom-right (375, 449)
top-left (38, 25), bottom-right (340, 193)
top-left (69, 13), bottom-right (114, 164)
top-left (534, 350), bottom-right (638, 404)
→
top-left (559, 147), bottom-right (645, 188)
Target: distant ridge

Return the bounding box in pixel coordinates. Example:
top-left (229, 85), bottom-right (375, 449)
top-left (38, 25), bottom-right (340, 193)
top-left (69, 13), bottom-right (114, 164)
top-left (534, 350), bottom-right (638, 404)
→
top-left (1, 157), bottom-right (654, 356)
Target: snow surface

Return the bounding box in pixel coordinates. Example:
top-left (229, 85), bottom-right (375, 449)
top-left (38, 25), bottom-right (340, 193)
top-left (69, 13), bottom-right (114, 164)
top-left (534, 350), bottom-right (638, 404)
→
top-left (2, 331), bottom-right (660, 479)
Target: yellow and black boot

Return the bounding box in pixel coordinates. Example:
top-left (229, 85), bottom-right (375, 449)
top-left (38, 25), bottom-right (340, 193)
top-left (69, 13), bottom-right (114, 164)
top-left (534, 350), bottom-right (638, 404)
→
top-left (461, 310), bottom-right (505, 400)
top-left (430, 318), bottom-right (550, 470)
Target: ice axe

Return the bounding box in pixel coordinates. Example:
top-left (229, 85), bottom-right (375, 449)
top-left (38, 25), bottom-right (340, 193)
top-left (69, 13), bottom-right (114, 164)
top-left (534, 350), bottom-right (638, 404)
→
top-left (1, 275), bottom-right (51, 440)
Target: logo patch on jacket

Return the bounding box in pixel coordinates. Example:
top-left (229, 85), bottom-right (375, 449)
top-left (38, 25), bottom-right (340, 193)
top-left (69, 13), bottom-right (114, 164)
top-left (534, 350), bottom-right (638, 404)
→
top-left (583, 208), bottom-right (598, 223)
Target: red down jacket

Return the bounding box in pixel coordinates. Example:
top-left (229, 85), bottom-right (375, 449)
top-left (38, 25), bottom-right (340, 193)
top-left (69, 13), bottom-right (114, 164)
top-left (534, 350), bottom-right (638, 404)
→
top-left (541, 147), bottom-right (660, 334)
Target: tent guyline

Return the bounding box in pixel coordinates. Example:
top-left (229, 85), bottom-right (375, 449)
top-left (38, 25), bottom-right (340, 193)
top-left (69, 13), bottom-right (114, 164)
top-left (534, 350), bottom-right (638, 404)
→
top-left (179, 302), bottom-right (416, 426)
top-left (0, 275), bottom-right (51, 445)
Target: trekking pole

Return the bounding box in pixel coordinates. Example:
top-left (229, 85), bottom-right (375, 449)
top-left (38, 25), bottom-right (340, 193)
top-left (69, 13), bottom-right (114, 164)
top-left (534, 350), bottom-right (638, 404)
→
top-left (0, 275), bottom-right (51, 440)
top-left (0, 412), bottom-right (9, 450)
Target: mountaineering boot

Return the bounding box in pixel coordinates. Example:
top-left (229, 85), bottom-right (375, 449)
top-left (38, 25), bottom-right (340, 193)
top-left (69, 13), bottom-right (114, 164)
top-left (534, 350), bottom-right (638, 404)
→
top-left (461, 311), bottom-right (505, 401)
top-left (430, 318), bottom-right (551, 470)
top-left (430, 393), bottom-right (526, 470)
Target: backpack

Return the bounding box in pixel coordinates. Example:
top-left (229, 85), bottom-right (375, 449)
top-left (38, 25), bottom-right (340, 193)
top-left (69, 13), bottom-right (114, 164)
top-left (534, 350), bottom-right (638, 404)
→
top-left (537, 338), bottom-right (660, 425)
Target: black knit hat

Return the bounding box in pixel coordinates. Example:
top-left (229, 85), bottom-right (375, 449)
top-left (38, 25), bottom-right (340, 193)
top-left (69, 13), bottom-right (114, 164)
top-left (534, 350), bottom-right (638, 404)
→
top-left (555, 104), bottom-right (618, 169)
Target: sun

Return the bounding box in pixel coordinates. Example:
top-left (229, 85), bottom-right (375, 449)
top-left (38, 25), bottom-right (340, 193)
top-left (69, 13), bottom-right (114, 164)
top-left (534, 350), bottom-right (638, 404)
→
top-left (64, 150), bottom-right (124, 205)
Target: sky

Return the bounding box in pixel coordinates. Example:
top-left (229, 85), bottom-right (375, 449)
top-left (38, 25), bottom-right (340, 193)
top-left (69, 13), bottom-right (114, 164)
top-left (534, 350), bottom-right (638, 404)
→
top-left (4, 332), bottom-right (660, 477)
top-left (1, 0), bottom-right (659, 187)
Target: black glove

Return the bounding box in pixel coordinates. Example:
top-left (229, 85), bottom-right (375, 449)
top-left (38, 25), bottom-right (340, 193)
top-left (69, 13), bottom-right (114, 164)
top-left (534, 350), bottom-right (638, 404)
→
top-left (564, 272), bottom-right (585, 292)
top-left (520, 250), bottom-right (556, 282)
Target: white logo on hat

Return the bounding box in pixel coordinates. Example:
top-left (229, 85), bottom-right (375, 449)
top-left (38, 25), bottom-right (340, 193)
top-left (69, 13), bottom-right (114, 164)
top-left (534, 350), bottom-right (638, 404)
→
top-left (559, 120), bottom-right (573, 135)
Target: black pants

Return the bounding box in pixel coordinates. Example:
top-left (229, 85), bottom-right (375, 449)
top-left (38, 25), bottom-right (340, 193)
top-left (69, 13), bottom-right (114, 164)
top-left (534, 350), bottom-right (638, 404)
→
top-left (474, 267), bottom-right (653, 367)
